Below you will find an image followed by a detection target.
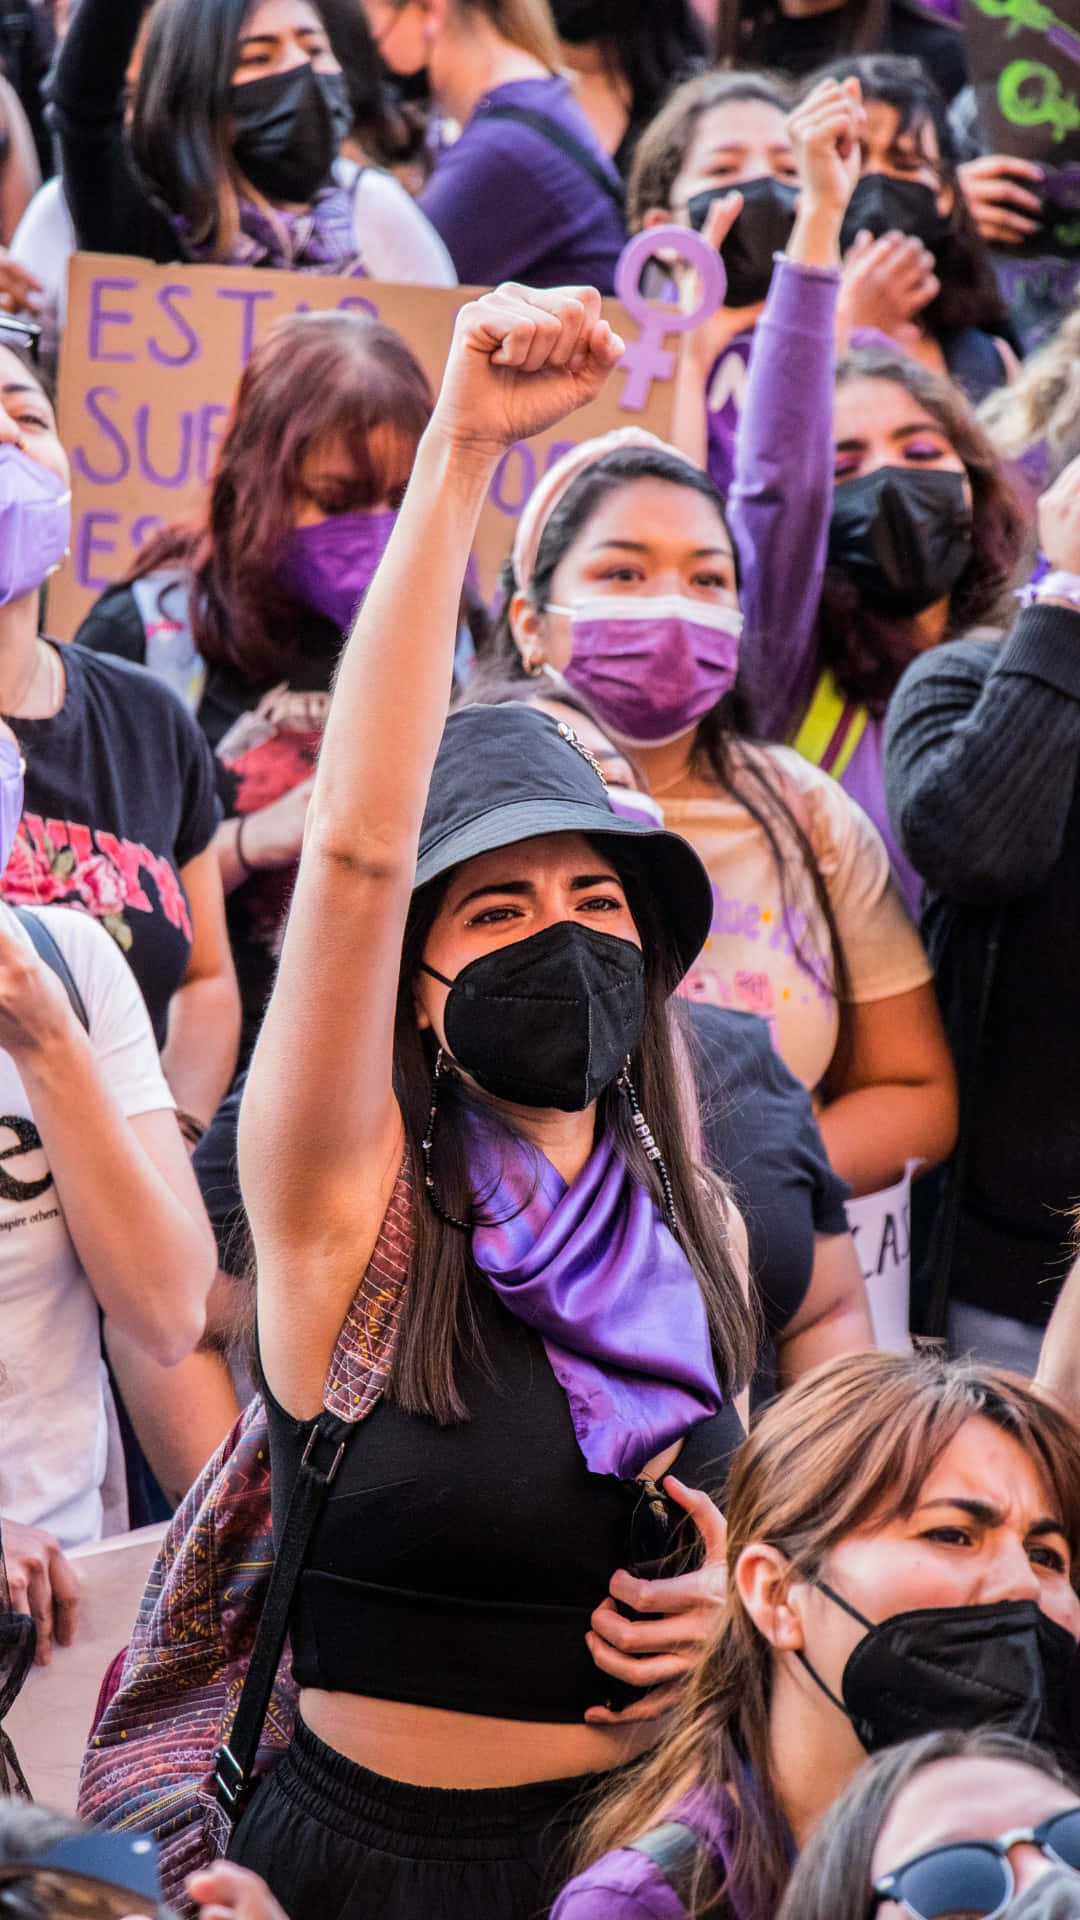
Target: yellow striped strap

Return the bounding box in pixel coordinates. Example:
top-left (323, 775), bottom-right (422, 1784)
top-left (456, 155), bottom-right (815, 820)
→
top-left (791, 670), bottom-right (869, 783)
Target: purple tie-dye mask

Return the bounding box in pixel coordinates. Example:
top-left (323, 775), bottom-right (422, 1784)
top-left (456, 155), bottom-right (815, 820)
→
top-left (278, 508), bottom-right (398, 631)
top-left (554, 594), bottom-right (743, 747)
top-left (0, 445), bottom-right (70, 606)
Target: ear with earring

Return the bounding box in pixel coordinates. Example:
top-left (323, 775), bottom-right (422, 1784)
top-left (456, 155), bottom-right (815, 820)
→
top-left (523, 652), bottom-right (547, 678)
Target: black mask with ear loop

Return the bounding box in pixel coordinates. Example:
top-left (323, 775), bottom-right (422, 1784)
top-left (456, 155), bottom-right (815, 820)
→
top-left (421, 920), bottom-right (646, 1113)
top-left (796, 1578), bottom-right (1079, 1754)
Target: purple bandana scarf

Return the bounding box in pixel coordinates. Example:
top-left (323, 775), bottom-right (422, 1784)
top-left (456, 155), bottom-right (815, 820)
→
top-left (467, 1117), bottom-right (722, 1479)
top-left (177, 183), bottom-right (366, 274)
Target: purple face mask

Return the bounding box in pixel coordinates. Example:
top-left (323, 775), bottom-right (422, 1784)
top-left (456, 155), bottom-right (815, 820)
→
top-left (0, 444), bottom-right (70, 606)
top-left (552, 594), bottom-right (743, 748)
top-left (278, 508), bottom-right (398, 630)
top-left (0, 734), bottom-right (22, 873)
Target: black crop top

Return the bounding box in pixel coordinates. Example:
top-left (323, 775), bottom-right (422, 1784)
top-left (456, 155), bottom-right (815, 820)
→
top-left (263, 1277), bottom-right (743, 1724)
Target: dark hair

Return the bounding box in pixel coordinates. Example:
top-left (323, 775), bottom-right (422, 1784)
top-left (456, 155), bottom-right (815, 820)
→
top-left (577, 1353), bottom-right (1080, 1918)
top-left (127, 309), bottom-right (433, 685)
top-left (389, 864), bottom-right (758, 1422)
top-left (626, 68), bottom-right (791, 229)
top-left (712, 0), bottom-right (960, 68)
top-left (550, 0), bottom-right (706, 158)
top-left (314, 0), bottom-right (430, 171)
top-left (131, 0), bottom-right (339, 251)
top-left (489, 447), bottom-right (851, 1023)
top-left (824, 348), bottom-right (1030, 710)
top-left (814, 53), bottom-right (1007, 338)
top-left (776, 1729), bottom-right (1080, 1920)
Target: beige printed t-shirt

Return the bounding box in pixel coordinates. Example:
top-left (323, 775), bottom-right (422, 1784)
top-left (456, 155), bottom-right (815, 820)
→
top-left (663, 744), bottom-right (931, 1091)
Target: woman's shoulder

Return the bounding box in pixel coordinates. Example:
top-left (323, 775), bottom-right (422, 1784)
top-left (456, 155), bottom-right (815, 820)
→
top-left (62, 639), bottom-right (204, 731)
top-left (553, 1791), bottom-right (744, 1920)
top-left (72, 580), bottom-right (148, 663)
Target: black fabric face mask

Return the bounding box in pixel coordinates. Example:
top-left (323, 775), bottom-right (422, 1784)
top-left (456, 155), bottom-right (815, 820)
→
top-left (229, 64), bottom-right (351, 204)
top-left (828, 465), bottom-right (973, 616)
top-left (422, 921), bottom-right (646, 1112)
top-left (688, 176), bottom-right (800, 308)
top-left (798, 1580), bottom-right (1079, 1754)
top-left (840, 172), bottom-right (948, 256)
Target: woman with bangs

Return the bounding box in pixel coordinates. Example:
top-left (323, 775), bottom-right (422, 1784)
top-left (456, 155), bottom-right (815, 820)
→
top-left (76, 308), bottom-right (464, 1067)
top-left (552, 1350), bottom-right (1080, 1920)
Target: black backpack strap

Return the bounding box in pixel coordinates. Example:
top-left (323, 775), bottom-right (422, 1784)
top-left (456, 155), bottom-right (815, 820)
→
top-left (479, 103), bottom-right (624, 209)
top-left (13, 907), bottom-right (89, 1031)
top-left (628, 1822), bottom-right (720, 1913)
top-left (214, 1410), bottom-right (352, 1818)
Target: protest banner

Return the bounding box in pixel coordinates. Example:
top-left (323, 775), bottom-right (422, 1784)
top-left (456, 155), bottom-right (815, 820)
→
top-left (50, 239), bottom-right (714, 639)
top-left (962, 0), bottom-right (1080, 257)
top-left (845, 1163), bottom-right (919, 1354)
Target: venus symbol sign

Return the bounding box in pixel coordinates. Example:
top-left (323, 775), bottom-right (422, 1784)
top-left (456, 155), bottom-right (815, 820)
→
top-left (614, 226), bottom-right (727, 413)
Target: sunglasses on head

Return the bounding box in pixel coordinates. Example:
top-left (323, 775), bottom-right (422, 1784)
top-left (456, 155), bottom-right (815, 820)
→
top-left (870, 1806), bottom-right (1080, 1919)
top-left (0, 315), bottom-right (40, 366)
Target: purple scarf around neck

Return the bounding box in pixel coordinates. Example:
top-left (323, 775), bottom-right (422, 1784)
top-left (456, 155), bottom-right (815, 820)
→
top-left (177, 181), bottom-right (367, 274)
top-left (466, 1115), bottom-right (722, 1479)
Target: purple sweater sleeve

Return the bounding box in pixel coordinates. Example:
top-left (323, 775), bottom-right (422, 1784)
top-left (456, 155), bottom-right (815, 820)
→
top-left (550, 1854), bottom-right (691, 1920)
top-left (727, 257), bottom-right (840, 742)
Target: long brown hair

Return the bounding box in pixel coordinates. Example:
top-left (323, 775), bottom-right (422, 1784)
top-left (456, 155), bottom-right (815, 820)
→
top-left (126, 310), bottom-right (433, 685)
top-left (388, 861), bottom-right (758, 1423)
top-left (823, 349), bottom-right (1030, 712)
top-left (574, 1352), bottom-right (1080, 1918)
top-left (488, 448), bottom-right (852, 1026)
top-left (377, 0), bottom-right (563, 69)
top-left (776, 1727), bottom-right (1080, 1920)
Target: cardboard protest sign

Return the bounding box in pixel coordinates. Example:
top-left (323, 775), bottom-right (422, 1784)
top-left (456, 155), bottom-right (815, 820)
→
top-left (845, 1164), bottom-right (919, 1355)
top-left (50, 246), bottom-right (700, 639)
top-left (963, 0), bottom-right (1080, 255)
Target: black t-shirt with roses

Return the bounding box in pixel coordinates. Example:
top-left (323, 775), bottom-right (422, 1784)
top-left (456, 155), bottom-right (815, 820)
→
top-left (75, 578), bottom-right (341, 1063)
top-left (1, 642), bottom-right (221, 1048)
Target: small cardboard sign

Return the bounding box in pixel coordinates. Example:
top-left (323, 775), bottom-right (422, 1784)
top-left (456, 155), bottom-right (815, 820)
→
top-left (49, 244), bottom-right (710, 638)
top-left (845, 1163), bottom-right (919, 1354)
top-left (963, 0), bottom-right (1080, 253)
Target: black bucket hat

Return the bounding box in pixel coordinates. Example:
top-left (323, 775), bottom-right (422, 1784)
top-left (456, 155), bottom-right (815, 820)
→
top-left (415, 705), bottom-right (713, 981)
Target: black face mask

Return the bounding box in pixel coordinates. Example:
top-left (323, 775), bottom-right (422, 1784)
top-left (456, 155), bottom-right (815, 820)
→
top-left (828, 465), bottom-right (973, 616)
top-left (229, 64), bottom-right (351, 205)
top-left (799, 1580), bottom-right (1079, 1753)
top-left (422, 921), bottom-right (646, 1112)
top-left (688, 176), bottom-right (800, 308)
top-left (840, 172), bottom-right (948, 257)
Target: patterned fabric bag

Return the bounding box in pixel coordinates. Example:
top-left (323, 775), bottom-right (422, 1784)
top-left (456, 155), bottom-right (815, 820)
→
top-left (78, 1168), bottom-right (413, 1913)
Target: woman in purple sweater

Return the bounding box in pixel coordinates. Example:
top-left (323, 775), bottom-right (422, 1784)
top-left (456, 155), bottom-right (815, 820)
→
top-left (725, 124), bottom-right (1028, 910)
top-left (552, 1351), bottom-right (1080, 1920)
top-left (363, 0), bottom-right (626, 291)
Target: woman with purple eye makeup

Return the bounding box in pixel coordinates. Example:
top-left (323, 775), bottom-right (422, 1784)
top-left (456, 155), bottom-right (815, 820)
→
top-left (725, 110), bottom-right (1028, 914)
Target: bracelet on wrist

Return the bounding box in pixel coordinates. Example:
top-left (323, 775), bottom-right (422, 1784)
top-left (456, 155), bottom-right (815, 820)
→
top-left (1017, 570), bottom-right (1080, 611)
top-left (234, 813), bottom-right (256, 875)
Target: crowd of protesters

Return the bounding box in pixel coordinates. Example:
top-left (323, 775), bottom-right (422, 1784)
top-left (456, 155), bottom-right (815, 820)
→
top-left (1, 0), bottom-right (1080, 1915)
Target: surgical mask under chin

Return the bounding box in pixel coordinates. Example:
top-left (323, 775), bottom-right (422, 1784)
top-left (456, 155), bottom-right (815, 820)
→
top-left (422, 920), bottom-right (646, 1112)
top-left (688, 176), bottom-right (799, 308)
top-left (229, 64), bottom-right (351, 205)
top-left (798, 1578), bottom-right (1078, 1754)
top-left (828, 466), bottom-right (973, 616)
top-left (840, 172), bottom-right (948, 257)
top-left (0, 444), bottom-right (70, 608)
top-left (278, 509), bottom-right (398, 630)
top-left (551, 595), bottom-right (743, 748)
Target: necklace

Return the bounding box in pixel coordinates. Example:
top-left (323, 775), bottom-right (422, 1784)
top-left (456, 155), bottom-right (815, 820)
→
top-left (0, 639), bottom-right (60, 719)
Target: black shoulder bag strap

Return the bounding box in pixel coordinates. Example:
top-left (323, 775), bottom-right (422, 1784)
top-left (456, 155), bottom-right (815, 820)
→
top-left (628, 1822), bottom-right (721, 1914)
top-left (214, 1410), bottom-right (353, 1819)
top-left (479, 103), bottom-right (624, 209)
top-left (13, 907), bottom-right (90, 1031)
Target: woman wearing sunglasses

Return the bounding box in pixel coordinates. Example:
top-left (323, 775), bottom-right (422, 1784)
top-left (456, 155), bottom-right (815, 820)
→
top-left (776, 1728), bottom-right (1080, 1920)
top-left (552, 1352), bottom-right (1080, 1920)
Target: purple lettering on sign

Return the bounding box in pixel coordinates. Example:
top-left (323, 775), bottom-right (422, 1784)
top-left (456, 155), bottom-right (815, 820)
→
top-left (491, 443), bottom-right (536, 518)
top-left (197, 402), bottom-right (229, 482)
top-left (149, 285), bottom-right (201, 368)
top-left (216, 285), bottom-right (275, 365)
top-left (72, 388), bottom-right (131, 485)
top-left (87, 277), bottom-right (139, 364)
top-left (614, 226), bottom-right (726, 411)
top-left (134, 403), bottom-right (194, 489)
top-left (74, 510), bottom-right (120, 589)
top-left (543, 439), bottom-right (577, 474)
top-left (338, 294), bottom-right (379, 318)
top-left (131, 514), bottom-right (165, 548)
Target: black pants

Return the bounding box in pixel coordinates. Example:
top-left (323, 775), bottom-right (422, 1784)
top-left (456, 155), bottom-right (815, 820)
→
top-left (228, 1716), bottom-right (606, 1920)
